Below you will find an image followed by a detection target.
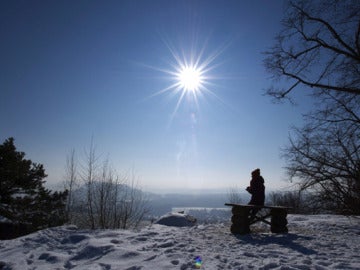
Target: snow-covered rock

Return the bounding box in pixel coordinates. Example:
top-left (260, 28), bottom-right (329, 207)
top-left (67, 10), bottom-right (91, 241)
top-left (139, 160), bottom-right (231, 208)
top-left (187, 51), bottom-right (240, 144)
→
top-left (155, 212), bottom-right (197, 227)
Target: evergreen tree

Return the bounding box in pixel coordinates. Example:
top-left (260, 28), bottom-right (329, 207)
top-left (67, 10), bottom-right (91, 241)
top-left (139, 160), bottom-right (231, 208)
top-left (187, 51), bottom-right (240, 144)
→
top-left (0, 137), bottom-right (68, 235)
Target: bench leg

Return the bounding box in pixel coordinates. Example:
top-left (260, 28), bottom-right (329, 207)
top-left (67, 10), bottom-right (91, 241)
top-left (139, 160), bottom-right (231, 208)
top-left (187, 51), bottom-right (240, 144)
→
top-left (270, 209), bottom-right (288, 233)
top-left (230, 206), bottom-right (250, 234)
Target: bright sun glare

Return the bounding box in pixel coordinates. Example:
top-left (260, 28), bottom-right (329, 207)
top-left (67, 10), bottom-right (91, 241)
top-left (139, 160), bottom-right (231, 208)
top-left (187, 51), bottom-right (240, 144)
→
top-left (177, 66), bottom-right (203, 92)
top-left (148, 39), bottom-right (227, 121)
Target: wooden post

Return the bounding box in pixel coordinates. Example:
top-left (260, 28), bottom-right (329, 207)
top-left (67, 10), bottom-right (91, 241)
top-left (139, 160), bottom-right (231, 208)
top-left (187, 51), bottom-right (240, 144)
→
top-left (270, 208), bottom-right (288, 233)
top-left (230, 206), bottom-right (250, 234)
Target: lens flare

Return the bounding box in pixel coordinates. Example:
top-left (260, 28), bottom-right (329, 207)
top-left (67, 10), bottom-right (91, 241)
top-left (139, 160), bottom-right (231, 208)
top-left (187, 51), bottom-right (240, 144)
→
top-left (194, 256), bottom-right (203, 269)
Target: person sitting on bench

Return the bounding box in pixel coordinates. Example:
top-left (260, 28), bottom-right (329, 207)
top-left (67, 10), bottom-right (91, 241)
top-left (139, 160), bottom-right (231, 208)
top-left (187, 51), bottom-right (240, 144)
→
top-left (246, 168), bottom-right (265, 220)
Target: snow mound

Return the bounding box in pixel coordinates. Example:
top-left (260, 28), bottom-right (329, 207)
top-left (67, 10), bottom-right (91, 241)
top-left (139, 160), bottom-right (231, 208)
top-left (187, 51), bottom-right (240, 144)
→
top-left (155, 212), bottom-right (197, 227)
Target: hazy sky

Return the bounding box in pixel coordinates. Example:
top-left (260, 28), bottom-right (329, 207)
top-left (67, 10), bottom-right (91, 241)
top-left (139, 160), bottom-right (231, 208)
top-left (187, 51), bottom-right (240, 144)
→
top-left (1, 0), bottom-right (313, 192)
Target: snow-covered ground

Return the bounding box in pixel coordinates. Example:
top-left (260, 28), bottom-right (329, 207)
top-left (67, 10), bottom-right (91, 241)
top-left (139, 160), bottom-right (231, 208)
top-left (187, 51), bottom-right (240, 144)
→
top-left (0, 214), bottom-right (359, 269)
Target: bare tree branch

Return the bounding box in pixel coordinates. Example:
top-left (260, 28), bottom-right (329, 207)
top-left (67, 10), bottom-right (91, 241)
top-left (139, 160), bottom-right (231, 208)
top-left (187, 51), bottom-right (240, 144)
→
top-left (292, 2), bottom-right (359, 61)
top-left (264, 0), bottom-right (360, 100)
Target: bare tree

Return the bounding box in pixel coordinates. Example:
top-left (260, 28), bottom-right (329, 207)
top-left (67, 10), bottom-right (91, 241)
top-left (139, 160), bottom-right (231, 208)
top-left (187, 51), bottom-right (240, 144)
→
top-left (268, 191), bottom-right (308, 214)
top-left (80, 139), bottom-right (99, 229)
top-left (64, 141), bottom-right (149, 229)
top-left (226, 186), bottom-right (243, 204)
top-left (115, 170), bottom-right (149, 229)
top-left (264, 0), bottom-right (360, 101)
top-left (283, 92), bottom-right (360, 214)
top-left (263, 0), bottom-right (360, 215)
top-left (63, 149), bottom-right (78, 223)
top-left (93, 159), bottom-right (113, 229)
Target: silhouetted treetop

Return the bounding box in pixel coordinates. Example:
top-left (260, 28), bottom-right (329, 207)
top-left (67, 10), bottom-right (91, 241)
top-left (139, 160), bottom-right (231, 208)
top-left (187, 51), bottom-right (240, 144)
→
top-left (0, 137), bottom-right (67, 238)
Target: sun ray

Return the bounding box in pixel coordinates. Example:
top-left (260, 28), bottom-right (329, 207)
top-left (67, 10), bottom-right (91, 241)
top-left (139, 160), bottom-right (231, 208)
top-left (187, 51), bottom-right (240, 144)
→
top-left (141, 82), bottom-right (180, 102)
top-left (168, 86), bottom-right (187, 126)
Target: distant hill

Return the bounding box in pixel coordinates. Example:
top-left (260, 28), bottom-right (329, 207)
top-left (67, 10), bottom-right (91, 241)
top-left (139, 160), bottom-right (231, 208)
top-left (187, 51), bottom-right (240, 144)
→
top-left (147, 192), bottom-right (249, 217)
top-left (69, 183), bottom-right (250, 217)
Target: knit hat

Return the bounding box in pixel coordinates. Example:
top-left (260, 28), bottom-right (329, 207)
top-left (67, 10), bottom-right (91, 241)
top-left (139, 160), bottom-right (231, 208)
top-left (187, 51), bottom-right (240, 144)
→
top-left (251, 168), bottom-right (260, 175)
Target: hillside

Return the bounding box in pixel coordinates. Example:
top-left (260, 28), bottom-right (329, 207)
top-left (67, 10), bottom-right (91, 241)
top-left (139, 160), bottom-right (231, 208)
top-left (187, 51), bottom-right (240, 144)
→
top-left (0, 214), bottom-right (359, 269)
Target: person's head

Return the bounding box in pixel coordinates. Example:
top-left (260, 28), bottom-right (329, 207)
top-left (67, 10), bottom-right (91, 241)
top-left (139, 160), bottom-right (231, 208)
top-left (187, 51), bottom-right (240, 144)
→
top-left (251, 168), bottom-right (260, 177)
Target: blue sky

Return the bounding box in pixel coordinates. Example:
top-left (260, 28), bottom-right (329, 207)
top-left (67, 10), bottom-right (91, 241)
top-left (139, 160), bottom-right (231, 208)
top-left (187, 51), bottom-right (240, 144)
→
top-left (1, 0), bottom-right (313, 192)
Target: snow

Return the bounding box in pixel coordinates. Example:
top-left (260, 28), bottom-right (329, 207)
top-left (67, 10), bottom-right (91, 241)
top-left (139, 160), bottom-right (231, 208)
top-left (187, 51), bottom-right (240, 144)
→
top-left (0, 214), bottom-right (359, 269)
top-left (0, 215), bottom-right (11, 223)
top-left (155, 212), bottom-right (197, 227)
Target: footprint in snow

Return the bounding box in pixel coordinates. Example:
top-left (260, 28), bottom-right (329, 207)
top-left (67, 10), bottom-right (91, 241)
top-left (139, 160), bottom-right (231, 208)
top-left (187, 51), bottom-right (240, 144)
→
top-left (171, 259), bottom-right (180, 265)
top-left (38, 252), bottom-right (60, 263)
top-left (61, 234), bottom-right (89, 244)
top-left (71, 245), bottom-right (114, 261)
top-left (157, 241), bottom-right (175, 248)
top-left (144, 255), bottom-right (157, 261)
top-left (110, 239), bottom-right (122, 244)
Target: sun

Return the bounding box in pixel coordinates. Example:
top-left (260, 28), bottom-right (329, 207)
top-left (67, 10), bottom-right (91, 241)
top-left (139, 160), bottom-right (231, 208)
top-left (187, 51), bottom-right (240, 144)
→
top-left (146, 38), bottom-right (228, 121)
top-left (177, 65), bottom-right (203, 92)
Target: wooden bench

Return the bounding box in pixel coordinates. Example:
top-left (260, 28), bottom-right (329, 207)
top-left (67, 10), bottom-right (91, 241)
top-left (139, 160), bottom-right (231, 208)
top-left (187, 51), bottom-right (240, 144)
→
top-left (225, 203), bottom-right (291, 234)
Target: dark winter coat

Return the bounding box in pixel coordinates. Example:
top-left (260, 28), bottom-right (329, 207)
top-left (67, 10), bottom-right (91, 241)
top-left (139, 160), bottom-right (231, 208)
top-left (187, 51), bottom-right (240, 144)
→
top-left (247, 176), bottom-right (265, 205)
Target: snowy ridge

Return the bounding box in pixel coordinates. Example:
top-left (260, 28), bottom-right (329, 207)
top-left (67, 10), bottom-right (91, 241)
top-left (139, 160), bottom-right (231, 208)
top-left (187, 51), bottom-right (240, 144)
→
top-left (0, 215), bottom-right (359, 269)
